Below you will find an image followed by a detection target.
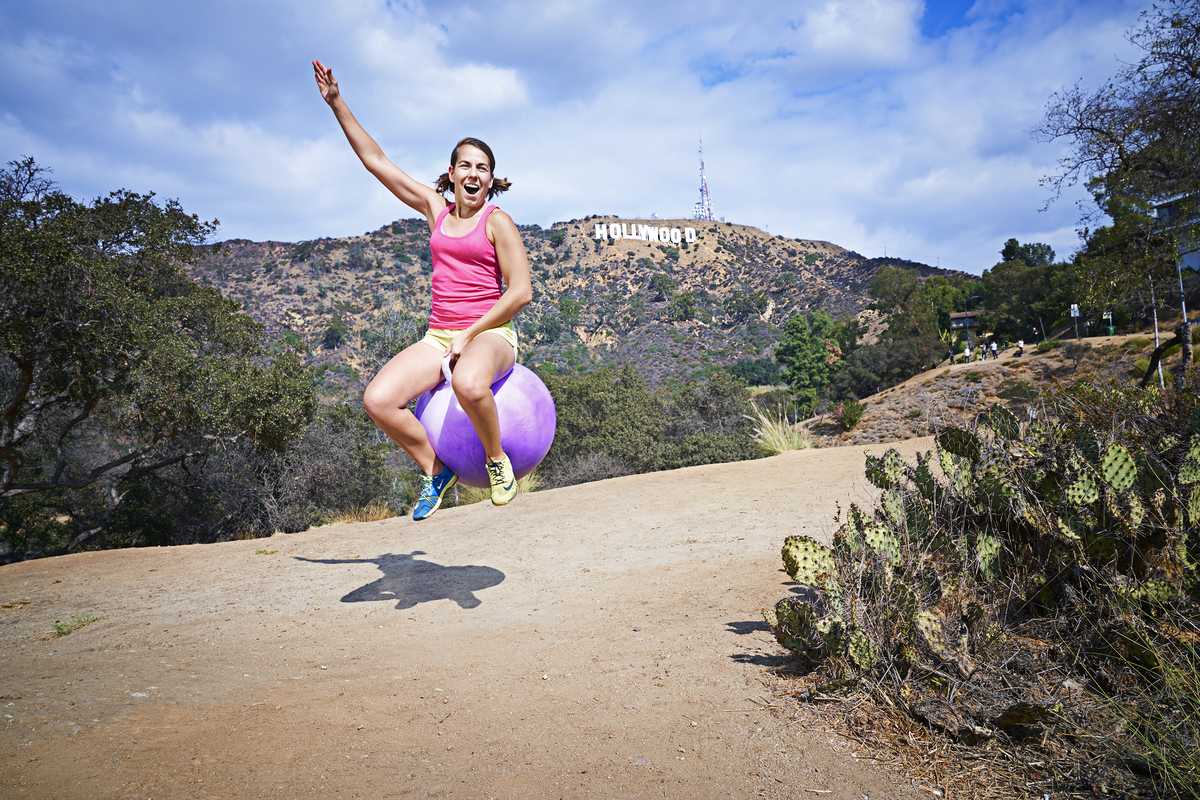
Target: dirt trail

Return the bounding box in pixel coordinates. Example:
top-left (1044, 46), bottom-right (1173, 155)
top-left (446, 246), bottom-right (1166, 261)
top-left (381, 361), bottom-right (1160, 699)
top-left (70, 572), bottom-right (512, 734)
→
top-left (1, 439), bottom-right (933, 800)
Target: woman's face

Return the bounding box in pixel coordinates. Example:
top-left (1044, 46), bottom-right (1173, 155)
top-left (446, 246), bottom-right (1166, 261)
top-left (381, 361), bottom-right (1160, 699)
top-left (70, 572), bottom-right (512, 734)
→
top-left (450, 144), bottom-right (493, 211)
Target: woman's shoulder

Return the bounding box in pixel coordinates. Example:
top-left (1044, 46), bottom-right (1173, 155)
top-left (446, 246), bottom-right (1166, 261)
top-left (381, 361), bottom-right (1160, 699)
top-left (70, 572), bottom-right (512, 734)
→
top-left (484, 205), bottom-right (517, 241)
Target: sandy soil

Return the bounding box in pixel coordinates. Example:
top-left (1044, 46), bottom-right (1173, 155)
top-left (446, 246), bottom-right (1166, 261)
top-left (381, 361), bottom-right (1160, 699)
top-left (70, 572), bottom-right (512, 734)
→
top-left (0, 438), bottom-right (934, 800)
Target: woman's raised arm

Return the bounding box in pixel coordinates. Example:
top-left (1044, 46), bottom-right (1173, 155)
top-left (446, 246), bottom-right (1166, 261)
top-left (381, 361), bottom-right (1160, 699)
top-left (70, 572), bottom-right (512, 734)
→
top-left (313, 59), bottom-right (444, 225)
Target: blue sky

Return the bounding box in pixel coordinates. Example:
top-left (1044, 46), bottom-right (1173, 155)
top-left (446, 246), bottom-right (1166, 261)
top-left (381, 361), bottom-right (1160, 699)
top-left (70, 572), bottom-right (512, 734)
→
top-left (0, 0), bottom-right (1145, 272)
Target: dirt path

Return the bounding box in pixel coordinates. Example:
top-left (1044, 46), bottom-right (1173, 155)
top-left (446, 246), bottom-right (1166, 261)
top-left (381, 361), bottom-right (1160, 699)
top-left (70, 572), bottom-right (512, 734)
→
top-left (1, 439), bottom-right (933, 800)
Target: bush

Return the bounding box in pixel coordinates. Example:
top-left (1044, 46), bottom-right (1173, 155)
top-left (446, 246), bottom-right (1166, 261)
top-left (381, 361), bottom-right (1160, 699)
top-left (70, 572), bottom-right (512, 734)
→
top-left (538, 367), bottom-right (763, 488)
top-left (835, 399), bottom-right (864, 431)
top-left (1037, 338), bottom-right (1062, 352)
top-left (764, 381), bottom-right (1200, 794)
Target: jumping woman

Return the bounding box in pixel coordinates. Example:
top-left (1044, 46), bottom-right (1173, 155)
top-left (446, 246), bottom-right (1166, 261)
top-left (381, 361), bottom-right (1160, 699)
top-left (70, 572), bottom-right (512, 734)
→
top-left (313, 59), bottom-right (532, 520)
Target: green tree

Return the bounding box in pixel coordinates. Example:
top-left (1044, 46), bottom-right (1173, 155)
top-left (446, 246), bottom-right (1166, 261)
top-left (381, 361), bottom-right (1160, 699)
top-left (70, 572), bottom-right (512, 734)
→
top-left (667, 290), bottom-right (699, 321)
top-left (775, 310), bottom-right (839, 414)
top-left (0, 158), bottom-right (315, 554)
top-left (1000, 238), bottom-right (1055, 267)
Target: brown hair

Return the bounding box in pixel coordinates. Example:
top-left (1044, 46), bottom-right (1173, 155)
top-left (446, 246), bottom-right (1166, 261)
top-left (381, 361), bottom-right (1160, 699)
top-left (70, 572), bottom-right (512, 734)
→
top-left (435, 137), bottom-right (512, 198)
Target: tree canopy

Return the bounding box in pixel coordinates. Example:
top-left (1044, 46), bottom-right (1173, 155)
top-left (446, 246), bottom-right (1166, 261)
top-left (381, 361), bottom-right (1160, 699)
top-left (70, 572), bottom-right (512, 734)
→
top-left (1, 157), bottom-right (315, 553)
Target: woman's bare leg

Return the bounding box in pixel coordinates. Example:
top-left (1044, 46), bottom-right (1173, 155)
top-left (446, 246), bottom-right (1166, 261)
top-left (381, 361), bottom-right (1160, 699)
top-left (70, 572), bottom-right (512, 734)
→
top-left (449, 334), bottom-right (516, 461)
top-left (362, 341), bottom-right (446, 474)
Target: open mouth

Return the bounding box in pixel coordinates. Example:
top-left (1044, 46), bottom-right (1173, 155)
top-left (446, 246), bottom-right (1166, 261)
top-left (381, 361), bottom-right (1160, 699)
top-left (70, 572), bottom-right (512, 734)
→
top-left (463, 183), bottom-right (481, 197)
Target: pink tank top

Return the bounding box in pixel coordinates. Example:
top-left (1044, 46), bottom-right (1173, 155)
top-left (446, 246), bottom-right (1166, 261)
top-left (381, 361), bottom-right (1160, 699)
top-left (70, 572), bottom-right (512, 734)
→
top-left (428, 203), bottom-right (503, 328)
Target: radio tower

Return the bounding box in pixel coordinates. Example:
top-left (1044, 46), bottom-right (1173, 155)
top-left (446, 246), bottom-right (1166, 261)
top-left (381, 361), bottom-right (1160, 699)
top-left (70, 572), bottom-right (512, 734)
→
top-left (692, 137), bottom-right (714, 221)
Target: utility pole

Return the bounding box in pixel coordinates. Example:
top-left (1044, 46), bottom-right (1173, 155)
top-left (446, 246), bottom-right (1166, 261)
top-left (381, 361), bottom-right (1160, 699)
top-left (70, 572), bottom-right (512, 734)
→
top-left (1150, 276), bottom-right (1166, 389)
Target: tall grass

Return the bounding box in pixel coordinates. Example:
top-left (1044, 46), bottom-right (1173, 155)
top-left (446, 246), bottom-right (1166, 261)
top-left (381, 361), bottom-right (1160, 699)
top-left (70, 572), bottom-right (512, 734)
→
top-left (746, 403), bottom-right (812, 454)
top-left (1102, 610), bottom-right (1200, 798)
top-left (326, 501), bottom-right (395, 524)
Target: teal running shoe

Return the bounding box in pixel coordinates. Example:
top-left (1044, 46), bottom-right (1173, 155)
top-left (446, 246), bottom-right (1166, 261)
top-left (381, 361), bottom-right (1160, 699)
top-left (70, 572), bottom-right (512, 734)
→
top-left (412, 464), bottom-right (457, 521)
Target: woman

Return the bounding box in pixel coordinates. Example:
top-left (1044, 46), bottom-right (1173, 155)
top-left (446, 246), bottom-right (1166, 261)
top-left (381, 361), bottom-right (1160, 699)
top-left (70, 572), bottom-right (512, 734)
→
top-left (313, 59), bottom-right (532, 520)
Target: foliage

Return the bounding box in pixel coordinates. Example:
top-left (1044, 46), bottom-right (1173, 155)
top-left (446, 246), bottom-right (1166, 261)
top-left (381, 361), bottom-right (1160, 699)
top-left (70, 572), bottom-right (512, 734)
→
top-left (835, 399), bottom-right (864, 431)
top-left (539, 366), bottom-right (764, 488)
top-left (322, 315), bottom-right (350, 350)
top-left (775, 310), bottom-right (841, 415)
top-left (765, 379), bottom-right (1200, 793)
top-left (730, 357), bottom-right (781, 386)
top-left (1000, 237), bottom-right (1055, 267)
top-left (746, 403), bottom-right (812, 455)
top-left (1039, 0), bottom-right (1200, 212)
top-left (0, 158), bottom-right (316, 557)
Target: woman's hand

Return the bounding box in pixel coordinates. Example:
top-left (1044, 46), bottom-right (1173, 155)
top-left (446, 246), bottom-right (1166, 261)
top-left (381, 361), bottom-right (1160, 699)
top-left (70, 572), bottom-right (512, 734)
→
top-left (312, 59), bottom-right (340, 105)
top-left (449, 332), bottom-right (471, 362)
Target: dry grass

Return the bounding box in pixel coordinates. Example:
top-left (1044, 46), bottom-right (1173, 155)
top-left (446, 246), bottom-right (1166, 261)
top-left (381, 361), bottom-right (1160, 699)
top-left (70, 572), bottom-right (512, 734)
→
top-left (326, 501), bottom-right (396, 524)
top-left (747, 403), bottom-right (812, 454)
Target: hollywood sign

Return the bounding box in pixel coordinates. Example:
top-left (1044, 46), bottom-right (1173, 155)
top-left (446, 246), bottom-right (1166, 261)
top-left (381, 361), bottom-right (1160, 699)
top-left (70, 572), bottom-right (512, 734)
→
top-left (593, 222), bottom-right (698, 245)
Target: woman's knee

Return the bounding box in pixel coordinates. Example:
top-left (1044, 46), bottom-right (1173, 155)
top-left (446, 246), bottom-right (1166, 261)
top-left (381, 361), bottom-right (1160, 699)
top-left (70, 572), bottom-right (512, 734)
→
top-left (363, 384), bottom-right (397, 417)
top-left (451, 370), bottom-right (491, 404)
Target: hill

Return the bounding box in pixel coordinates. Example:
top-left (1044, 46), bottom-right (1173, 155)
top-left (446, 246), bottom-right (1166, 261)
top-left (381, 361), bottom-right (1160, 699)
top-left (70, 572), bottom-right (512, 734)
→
top-left (0, 439), bottom-right (929, 800)
top-left (190, 215), bottom-right (965, 385)
top-left (803, 333), bottom-right (1161, 445)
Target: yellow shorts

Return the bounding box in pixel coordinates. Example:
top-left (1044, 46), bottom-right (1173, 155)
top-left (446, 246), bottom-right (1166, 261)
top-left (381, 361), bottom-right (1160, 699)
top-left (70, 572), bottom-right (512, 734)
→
top-left (421, 321), bottom-right (518, 359)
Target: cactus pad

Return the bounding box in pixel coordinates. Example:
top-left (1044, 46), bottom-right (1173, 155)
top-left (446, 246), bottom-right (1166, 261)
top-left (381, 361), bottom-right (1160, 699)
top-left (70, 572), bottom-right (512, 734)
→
top-left (882, 490), bottom-right (905, 528)
top-left (1100, 443), bottom-right (1136, 491)
top-left (936, 426), bottom-right (981, 463)
top-left (939, 449), bottom-right (972, 494)
top-left (1056, 517), bottom-right (1081, 542)
top-left (848, 628), bottom-right (877, 670)
top-left (976, 533), bottom-right (1002, 577)
top-left (913, 452), bottom-right (937, 500)
top-left (781, 535), bottom-right (837, 587)
top-left (863, 522), bottom-right (900, 563)
top-left (1066, 474), bottom-right (1099, 507)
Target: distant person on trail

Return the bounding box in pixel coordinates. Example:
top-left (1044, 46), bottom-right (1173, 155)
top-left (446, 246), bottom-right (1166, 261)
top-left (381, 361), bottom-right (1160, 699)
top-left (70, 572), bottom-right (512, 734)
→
top-left (990, 341), bottom-right (998, 360)
top-left (313, 59), bottom-right (532, 520)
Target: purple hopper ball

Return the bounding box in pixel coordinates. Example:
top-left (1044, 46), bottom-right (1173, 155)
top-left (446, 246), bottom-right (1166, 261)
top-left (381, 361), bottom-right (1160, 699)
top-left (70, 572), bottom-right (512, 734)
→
top-left (414, 363), bottom-right (557, 488)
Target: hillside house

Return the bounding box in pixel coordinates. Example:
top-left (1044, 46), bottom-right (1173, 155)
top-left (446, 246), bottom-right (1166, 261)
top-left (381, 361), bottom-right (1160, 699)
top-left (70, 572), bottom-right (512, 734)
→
top-left (1154, 194), bottom-right (1200, 271)
top-left (949, 310), bottom-right (980, 348)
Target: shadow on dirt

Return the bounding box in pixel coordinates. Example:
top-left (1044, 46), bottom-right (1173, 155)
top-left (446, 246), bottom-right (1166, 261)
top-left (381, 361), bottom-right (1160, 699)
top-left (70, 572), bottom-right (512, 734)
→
top-left (294, 551), bottom-right (505, 609)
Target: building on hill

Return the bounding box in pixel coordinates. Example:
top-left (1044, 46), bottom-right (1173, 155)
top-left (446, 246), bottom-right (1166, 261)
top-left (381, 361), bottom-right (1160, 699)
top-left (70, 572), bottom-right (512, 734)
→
top-left (949, 310), bottom-right (980, 349)
top-left (1154, 193), bottom-right (1199, 271)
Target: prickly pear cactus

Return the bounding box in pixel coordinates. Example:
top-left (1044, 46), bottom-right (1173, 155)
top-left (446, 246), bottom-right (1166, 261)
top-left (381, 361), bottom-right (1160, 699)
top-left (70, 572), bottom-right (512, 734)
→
top-left (936, 426), bottom-right (981, 463)
top-left (865, 448), bottom-right (906, 489)
top-left (1066, 474), bottom-right (1099, 507)
top-left (912, 451), bottom-right (937, 501)
top-left (1181, 437), bottom-right (1200, 485)
top-left (863, 522), bottom-right (900, 563)
top-left (848, 628), bottom-right (877, 670)
top-left (975, 533), bottom-right (1002, 577)
top-left (766, 594), bottom-right (843, 662)
top-left (1056, 516), bottom-right (1082, 542)
top-left (882, 490), bottom-right (906, 528)
top-left (1100, 443), bottom-right (1136, 492)
top-left (939, 448), bottom-right (973, 495)
top-left (782, 535), bottom-right (837, 588)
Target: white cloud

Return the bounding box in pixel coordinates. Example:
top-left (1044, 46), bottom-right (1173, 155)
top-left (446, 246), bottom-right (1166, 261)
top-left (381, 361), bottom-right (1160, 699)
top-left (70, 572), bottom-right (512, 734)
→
top-left (0, 0), bottom-right (1150, 272)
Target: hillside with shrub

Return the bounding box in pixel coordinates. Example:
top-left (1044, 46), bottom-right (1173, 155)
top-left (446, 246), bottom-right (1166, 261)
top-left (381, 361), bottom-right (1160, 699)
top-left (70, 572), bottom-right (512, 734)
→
top-left (188, 215), bottom-right (962, 386)
top-left (801, 331), bottom-right (1199, 446)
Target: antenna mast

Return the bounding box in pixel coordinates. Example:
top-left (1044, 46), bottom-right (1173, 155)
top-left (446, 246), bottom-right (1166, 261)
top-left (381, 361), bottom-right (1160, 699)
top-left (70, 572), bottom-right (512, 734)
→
top-left (692, 137), bottom-right (714, 221)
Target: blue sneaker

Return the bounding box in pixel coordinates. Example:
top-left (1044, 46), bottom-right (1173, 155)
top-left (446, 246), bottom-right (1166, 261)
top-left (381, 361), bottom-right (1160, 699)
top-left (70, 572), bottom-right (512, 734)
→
top-left (412, 465), bottom-right (457, 521)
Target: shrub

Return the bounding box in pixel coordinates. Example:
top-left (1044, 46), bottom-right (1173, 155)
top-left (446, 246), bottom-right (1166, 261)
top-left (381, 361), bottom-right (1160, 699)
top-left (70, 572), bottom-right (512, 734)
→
top-left (747, 404), bottom-right (812, 454)
top-left (764, 381), bottom-right (1200, 794)
top-left (835, 399), bottom-right (864, 431)
top-left (1036, 338), bottom-right (1062, 352)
